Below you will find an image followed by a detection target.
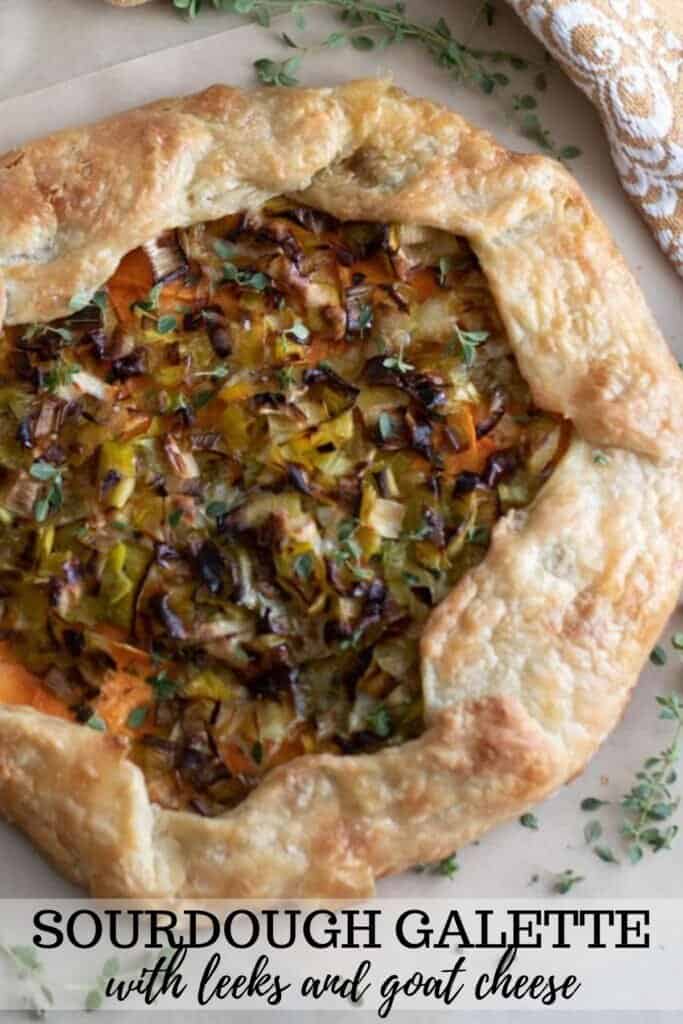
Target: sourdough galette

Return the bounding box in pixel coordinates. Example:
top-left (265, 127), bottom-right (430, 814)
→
top-left (0, 81), bottom-right (681, 897)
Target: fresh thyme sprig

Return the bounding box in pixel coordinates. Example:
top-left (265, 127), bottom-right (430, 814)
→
top-left (620, 693), bottom-right (683, 864)
top-left (171, 0), bottom-right (582, 163)
top-left (415, 851), bottom-right (460, 879)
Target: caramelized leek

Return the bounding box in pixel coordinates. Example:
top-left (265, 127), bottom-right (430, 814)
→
top-left (0, 197), bottom-right (571, 816)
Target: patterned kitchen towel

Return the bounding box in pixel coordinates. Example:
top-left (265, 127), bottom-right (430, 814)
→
top-left (508, 0), bottom-right (683, 275)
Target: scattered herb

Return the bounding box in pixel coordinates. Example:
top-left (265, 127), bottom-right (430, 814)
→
top-left (334, 519), bottom-right (373, 581)
top-left (86, 713), bottom-right (107, 732)
top-left (254, 55), bottom-right (302, 86)
top-left (173, 0), bottom-right (203, 15)
top-left (581, 796), bottom-right (609, 811)
top-left (466, 524), bottom-right (490, 545)
top-left (413, 850), bottom-right (459, 878)
top-left (594, 844), bottom-right (619, 864)
top-left (404, 517), bottom-right (433, 543)
top-left (382, 327), bottom-right (413, 373)
top-left (367, 704), bottom-right (392, 738)
top-left (194, 365), bottom-right (230, 380)
top-left (519, 812), bottom-right (539, 830)
top-left (156, 315), bottom-right (178, 334)
top-left (7, 946), bottom-right (41, 971)
top-left (438, 255), bottom-right (452, 287)
top-left (650, 645), bottom-right (667, 667)
top-left (85, 989), bottom-right (103, 1011)
top-left (339, 626), bottom-right (365, 650)
top-left (483, 0), bottom-right (496, 27)
top-left (222, 261), bottom-right (270, 291)
top-left (85, 956), bottom-right (121, 1013)
top-left (512, 92), bottom-right (537, 111)
top-left (252, 740), bottom-right (264, 764)
top-left (552, 869), bottom-right (584, 894)
top-left (69, 291), bottom-right (92, 312)
top-left (452, 324), bottom-right (488, 367)
top-left (353, 303), bottom-right (374, 336)
top-left (277, 366), bottom-right (296, 389)
top-left (30, 461), bottom-right (64, 523)
top-left (41, 361), bottom-right (81, 393)
top-left (592, 450), bottom-right (609, 465)
top-left (168, 508), bottom-right (183, 528)
top-left (621, 693), bottom-right (682, 862)
top-left (147, 670), bottom-right (178, 700)
top-left (69, 289), bottom-right (107, 314)
top-left (584, 819), bottom-right (602, 844)
top-left (29, 461), bottom-right (60, 483)
top-left (213, 239), bottom-right (237, 260)
top-left (193, 368), bottom-right (231, 385)
top-left (382, 353), bottom-right (414, 373)
top-left (192, 389), bottom-right (215, 410)
top-left (627, 844), bottom-right (643, 865)
top-left (126, 706), bottom-right (148, 729)
top-left (672, 632), bottom-right (683, 651)
top-left (177, 1), bottom-right (582, 161)
top-left (378, 411), bottom-right (395, 440)
top-left (206, 500), bottom-right (229, 519)
top-left (436, 853), bottom-right (459, 879)
top-left (23, 323), bottom-right (73, 345)
top-left (337, 518), bottom-right (357, 542)
top-left (293, 551), bottom-right (314, 581)
top-left (132, 282), bottom-right (164, 315)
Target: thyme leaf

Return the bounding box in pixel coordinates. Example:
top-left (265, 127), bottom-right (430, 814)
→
top-left (414, 851), bottom-right (460, 879)
top-left (147, 669), bottom-right (178, 700)
top-left (584, 819), bottom-right (602, 844)
top-left (581, 796), bottom-right (609, 811)
top-left (620, 693), bottom-right (683, 861)
top-left (650, 644), bottom-right (668, 667)
top-left (452, 324), bottom-right (489, 367)
top-left (553, 868), bottom-right (584, 894)
top-left (367, 703), bottom-right (392, 738)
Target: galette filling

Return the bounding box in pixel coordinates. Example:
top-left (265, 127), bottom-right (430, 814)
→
top-left (0, 199), bottom-right (570, 814)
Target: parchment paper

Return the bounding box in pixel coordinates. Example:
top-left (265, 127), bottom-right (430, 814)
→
top-left (0, 0), bottom-right (681, 903)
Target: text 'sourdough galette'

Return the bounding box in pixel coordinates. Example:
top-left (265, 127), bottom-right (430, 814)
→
top-left (0, 81), bottom-right (682, 897)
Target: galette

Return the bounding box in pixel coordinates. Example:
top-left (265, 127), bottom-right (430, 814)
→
top-left (0, 80), bottom-right (681, 896)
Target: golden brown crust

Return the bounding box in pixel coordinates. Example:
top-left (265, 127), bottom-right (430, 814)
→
top-left (0, 81), bottom-right (681, 896)
top-left (0, 697), bottom-right (560, 897)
